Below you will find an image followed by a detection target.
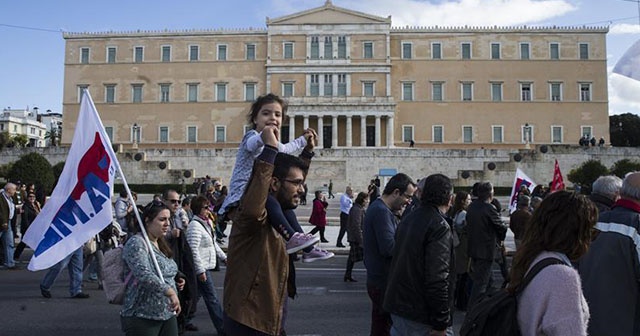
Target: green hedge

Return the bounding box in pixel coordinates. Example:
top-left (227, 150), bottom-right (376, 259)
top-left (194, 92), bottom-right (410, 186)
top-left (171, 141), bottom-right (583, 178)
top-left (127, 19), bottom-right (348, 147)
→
top-left (453, 186), bottom-right (512, 196)
top-left (114, 184), bottom-right (198, 195)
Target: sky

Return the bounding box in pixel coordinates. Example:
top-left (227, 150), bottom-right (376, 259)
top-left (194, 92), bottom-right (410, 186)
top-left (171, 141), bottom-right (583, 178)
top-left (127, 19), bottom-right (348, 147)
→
top-left (1, 0), bottom-right (639, 115)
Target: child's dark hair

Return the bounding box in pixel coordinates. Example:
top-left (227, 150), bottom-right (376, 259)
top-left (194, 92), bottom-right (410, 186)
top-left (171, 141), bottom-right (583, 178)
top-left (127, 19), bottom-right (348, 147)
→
top-left (247, 93), bottom-right (288, 129)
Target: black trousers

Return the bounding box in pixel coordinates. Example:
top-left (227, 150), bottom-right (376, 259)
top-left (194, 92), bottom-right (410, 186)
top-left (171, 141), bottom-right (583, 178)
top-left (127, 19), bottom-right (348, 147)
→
top-left (337, 212), bottom-right (348, 245)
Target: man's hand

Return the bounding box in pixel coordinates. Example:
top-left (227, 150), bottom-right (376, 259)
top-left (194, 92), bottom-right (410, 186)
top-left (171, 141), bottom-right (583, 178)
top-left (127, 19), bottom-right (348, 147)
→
top-left (198, 272), bottom-right (207, 282)
top-left (304, 128), bottom-right (317, 152)
top-left (430, 330), bottom-right (446, 336)
top-left (261, 126), bottom-right (279, 148)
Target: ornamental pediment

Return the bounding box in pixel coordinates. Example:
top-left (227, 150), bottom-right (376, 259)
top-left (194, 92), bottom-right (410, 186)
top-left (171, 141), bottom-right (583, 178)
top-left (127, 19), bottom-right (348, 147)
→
top-left (267, 1), bottom-right (390, 26)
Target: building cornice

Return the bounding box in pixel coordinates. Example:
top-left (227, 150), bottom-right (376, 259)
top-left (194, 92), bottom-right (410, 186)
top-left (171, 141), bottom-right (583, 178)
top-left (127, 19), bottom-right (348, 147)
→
top-left (390, 25), bottom-right (609, 34)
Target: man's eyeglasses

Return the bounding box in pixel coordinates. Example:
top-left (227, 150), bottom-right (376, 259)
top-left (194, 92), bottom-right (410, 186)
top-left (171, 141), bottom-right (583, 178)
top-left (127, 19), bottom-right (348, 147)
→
top-left (282, 179), bottom-right (305, 188)
top-left (168, 199), bottom-right (180, 204)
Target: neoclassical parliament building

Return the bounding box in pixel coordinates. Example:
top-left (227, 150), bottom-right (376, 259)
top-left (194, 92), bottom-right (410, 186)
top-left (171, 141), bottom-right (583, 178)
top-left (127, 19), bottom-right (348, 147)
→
top-left (61, 1), bottom-right (609, 150)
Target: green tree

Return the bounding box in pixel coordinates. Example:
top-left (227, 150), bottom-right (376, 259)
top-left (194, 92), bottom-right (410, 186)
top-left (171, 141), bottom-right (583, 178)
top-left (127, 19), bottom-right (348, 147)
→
top-left (8, 152), bottom-right (54, 194)
top-left (567, 159), bottom-right (609, 194)
top-left (0, 131), bottom-right (14, 149)
top-left (12, 134), bottom-right (29, 148)
top-left (610, 113), bottom-right (640, 147)
top-left (0, 163), bottom-right (13, 179)
top-left (52, 161), bottom-right (66, 189)
top-left (610, 159), bottom-right (640, 179)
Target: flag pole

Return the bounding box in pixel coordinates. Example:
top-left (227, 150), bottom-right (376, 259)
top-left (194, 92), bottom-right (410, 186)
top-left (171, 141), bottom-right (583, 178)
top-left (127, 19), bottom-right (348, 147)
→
top-left (83, 90), bottom-right (164, 282)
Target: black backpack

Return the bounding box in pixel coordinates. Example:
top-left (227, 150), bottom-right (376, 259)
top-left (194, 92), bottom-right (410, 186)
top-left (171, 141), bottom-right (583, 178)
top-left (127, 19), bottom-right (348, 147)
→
top-left (460, 257), bottom-right (565, 336)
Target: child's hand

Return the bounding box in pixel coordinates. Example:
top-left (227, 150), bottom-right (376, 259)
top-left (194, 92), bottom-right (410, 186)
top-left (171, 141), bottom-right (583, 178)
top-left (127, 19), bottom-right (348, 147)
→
top-left (303, 128), bottom-right (317, 151)
top-left (261, 126), bottom-right (279, 147)
top-left (302, 128), bottom-right (316, 141)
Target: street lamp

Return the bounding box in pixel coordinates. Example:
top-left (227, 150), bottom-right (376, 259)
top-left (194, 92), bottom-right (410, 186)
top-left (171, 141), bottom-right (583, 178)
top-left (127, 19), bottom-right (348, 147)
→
top-left (524, 123), bottom-right (531, 149)
top-left (132, 123), bottom-right (140, 149)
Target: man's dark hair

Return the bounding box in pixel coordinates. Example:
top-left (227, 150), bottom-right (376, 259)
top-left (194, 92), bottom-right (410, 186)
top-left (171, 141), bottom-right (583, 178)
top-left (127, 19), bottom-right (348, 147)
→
top-left (421, 174), bottom-right (453, 207)
top-left (273, 153), bottom-right (308, 180)
top-left (247, 93), bottom-right (288, 129)
top-left (475, 182), bottom-right (493, 201)
top-left (382, 173), bottom-right (415, 195)
top-left (162, 189), bottom-right (178, 201)
top-left (119, 190), bottom-right (128, 198)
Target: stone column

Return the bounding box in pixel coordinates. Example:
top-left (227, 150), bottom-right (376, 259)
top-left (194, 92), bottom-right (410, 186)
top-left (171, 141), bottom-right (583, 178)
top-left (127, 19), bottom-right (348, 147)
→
top-left (317, 116), bottom-right (324, 148)
top-left (386, 116), bottom-right (394, 148)
top-left (332, 115), bottom-right (338, 148)
top-left (289, 115), bottom-right (296, 141)
top-left (375, 115), bottom-right (381, 147)
top-left (346, 116), bottom-right (353, 147)
top-left (303, 115), bottom-right (309, 130)
top-left (360, 115), bottom-right (367, 147)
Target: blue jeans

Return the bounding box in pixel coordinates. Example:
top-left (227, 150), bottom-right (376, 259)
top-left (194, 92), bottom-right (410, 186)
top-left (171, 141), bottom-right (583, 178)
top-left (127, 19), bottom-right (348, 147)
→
top-left (197, 270), bottom-right (224, 334)
top-left (391, 314), bottom-right (455, 336)
top-left (1, 224), bottom-right (15, 267)
top-left (40, 247), bottom-right (84, 296)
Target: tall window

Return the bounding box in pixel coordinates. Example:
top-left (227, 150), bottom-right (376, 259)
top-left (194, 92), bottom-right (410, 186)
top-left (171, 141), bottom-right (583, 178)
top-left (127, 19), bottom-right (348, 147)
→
top-left (187, 126), bottom-right (197, 143)
top-left (310, 37), bottom-right (319, 59)
top-left (363, 82), bottom-right (374, 97)
top-left (337, 36), bottom-right (347, 59)
top-left (105, 126), bottom-right (114, 142)
top-left (579, 43), bottom-right (589, 60)
top-left (463, 126), bottom-right (473, 143)
top-left (550, 83), bottom-right (562, 101)
top-left (283, 82), bottom-right (294, 97)
top-left (217, 45), bottom-right (227, 61)
top-left (216, 83), bottom-right (227, 101)
top-left (105, 84), bottom-right (116, 103)
top-left (159, 126), bottom-right (169, 143)
top-left (491, 43), bottom-right (500, 59)
top-left (324, 36), bottom-right (333, 59)
top-left (462, 83), bottom-right (473, 101)
top-left (324, 74), bottom-right (333, 96)
top-left (134, 46), bottom-right (144, 63)
top-left (337, 74), bottom-right (347, 96)
top-left (522, 125), bottom-right (534, 143)
top-left (81, 47), bottom-right (90, 64)
top-left (433, 125), bottom-right (443, 143)
top-left (160, 84), bottom-right (171, 103)
top-left (402, 126), bottom-right (414, 142)
top-left (581, 126), bottom-right (593, 138)
top-left (131, 125), bottom-right (141, 143)
top-left (246, 44), bottom-right (256, 60)
top-left (521, 83), bottom-right (532, 101)
top-left (189, 45), bottom-right (199, 61)
top-left (107, 47), bottom-right (116, 63)
top-left (245, 83), bottom-right (256, 101)
top-left (432, 42), bottom-right (442, 59)
top-left (550, 43), bottom-right (560, 60)
top-left (364, 42), bottom-right (373, 59)
top-left (520, 43), bottom-right (530, 60)
top-left (78, 84), bottom-right (89, 102)
top-left (132, 84), bottom-right (143, 103)
top-left (402, 82), bottom-right (414, 101)
top-left (491, 83), bottom-right (502, 101)
top-left (402, 42), bottom-right (412, 59)
top-left (492, 126), bottom-right (503, 143)
top-left (461, 43), bottom-right (471, 59)
top-left (310, 74), bottom-right (319, 96)
top-left (580, 83), bottom-right (591, 102)
top-left (215, 126), bottom-right (226, 143)
top-left (551, 126), bottom-right (563, 143)
top-left (432, 82), bottom-right (443, 101)
top-left (161, 45), bottom-right (171, 62)
top-left (188, 84), bottom-right (198, 102)
top-left (284, 42), bottom-right (294, 59)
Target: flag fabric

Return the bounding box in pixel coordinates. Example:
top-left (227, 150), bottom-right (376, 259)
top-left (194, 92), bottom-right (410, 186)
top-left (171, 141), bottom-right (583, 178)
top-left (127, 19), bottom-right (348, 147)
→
top-left (24, 91), bottom-right (117, 271)
top-left (551, 159), bottom-right (566, 192)
top-left (613, 38), bottom-right (640, 82)
top-left (508, 168), bottom-right (536, 214)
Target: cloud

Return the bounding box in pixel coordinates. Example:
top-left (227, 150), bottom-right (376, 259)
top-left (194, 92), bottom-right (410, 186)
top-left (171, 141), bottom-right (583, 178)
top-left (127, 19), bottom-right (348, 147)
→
top-left (610, 23), bottom-right (640, 35)
top-left (608, 73), bottom-right (640, 115)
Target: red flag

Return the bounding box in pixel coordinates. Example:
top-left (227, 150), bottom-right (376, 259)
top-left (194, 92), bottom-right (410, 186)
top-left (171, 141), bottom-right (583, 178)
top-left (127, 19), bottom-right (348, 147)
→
top-left (551, 159), bottom-right (565, 192)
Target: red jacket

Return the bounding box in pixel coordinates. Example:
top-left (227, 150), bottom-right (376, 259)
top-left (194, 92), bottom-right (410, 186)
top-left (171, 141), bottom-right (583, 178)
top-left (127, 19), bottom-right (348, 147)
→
top-left (309, 198), bottom-right (328, 227)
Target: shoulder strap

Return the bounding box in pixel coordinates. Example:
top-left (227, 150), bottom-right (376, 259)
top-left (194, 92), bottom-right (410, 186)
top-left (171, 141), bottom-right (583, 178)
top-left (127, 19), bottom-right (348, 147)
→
top-left (516, 257), bottom-right (566, 293)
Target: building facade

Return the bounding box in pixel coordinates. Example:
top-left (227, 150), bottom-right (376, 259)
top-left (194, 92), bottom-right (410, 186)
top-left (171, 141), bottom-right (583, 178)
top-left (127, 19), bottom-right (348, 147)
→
top-left (61, 1), bottom-right (609, 150)
top-left (0, 107), bottom-right (57, 147)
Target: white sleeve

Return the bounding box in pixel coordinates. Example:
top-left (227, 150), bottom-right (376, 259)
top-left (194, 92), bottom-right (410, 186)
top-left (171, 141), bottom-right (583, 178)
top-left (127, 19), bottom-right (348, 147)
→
top-left (186, 222), bottom-right (205, 275)
top-left (245, 131), bottom-right (264, 157)
top-left (280, 135), bottom-right (307, 154)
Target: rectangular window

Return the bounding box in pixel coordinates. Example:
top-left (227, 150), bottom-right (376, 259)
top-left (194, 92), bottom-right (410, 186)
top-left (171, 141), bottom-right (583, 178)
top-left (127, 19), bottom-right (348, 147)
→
top-left (432, 82), bottom-right (443, 101)
top-left (551, 126), bottom-right (563, 143)
top-left (337, 74), bottom-right (347, 96)
top-left (310, 37), bottom-right (319, 59)
top-left (491, 83), bottom-right (502, 101)
top-left (217, 45), bottom-right (227, 61)
top-left (522, 125), bottom-right (534, 143)
top-left (107, 47), bottom-right (116, 63)
top-left (550, 43), bottom-right (560, 60)
top-left (402, 125), bottom-right (414, 142)
top-left (159, 126), bottom-right (169, 143)
top-left (491, 43), bottom-right (500, 59)
top-left (363, 82), bottom-right (374, 97)
top-left (216, 83), bottom-right (227, 101)
top-left (433, 125), bottom-right (443, 143)
top-left (492, 126), bottom-right (504, 143)
top-left (187, 126), bottom-right (197, 143)
top-left (161, 45), bottom-right (171, 62)
top-left (188, 84), bottom-right (198, 102)
top-left (105, 84), bottom-right (116, 103)
top-left (283, 82), bottom-right (294, 97)
top-left (324, 36), bottom-right (333, 59)
top-left (402, 42), bottom-right (412, 59)
top-left (580, 83), bottom-right (591, 102)
top-left (461, 43), bottom-right (471, 59)
top-left (215, 126), bottom-right (226, 143)
top-left (550, 83), bottom-right (562, 101)
top-left (105, 126), bottom-right (114, 142)
top-left (520, 43), bottom-right (530, 60)
top-left (245, 83), bottom-right (256, 101)
top-left (81, 47), bottom-right (90, 64)
top-left (579, 43), bottom-right (589, 60)
top-left (246, 44), bottom-right (256, 60)
top-left (581, 126), bottom-right (592, 138)
top-left (160, 84), bottom-right (171, 103)
top-left (432, 42), bottom-right (442, 59)
top-left (463, 126), bottom-right (473, 143)
top-left (402, 82), bottom-right (414, 101)
top-left (462, 83), bottom-right (473, 101)
top-left (324, 74), bottom-right (333, 96)
top-left (189, 45), bottom-right (199, 61)
top-left (521, 83), bottom-right (532, 101)
top-left (337, 36), bottom-right (347, 59)
top-left (131, 125), bottom-right (141, 143)
top-left (284, 42), bottom-right (294, 59)
top-left (78, 85), bottom-right (89, 102)
top-left (310, 74), bottom-right (319, 96)
top-left (134, 46), bottom-right (144, 63)
top-left (364, 42), bottom-right (373, 59)
top-left (132, 84), bottom-right (143, 103)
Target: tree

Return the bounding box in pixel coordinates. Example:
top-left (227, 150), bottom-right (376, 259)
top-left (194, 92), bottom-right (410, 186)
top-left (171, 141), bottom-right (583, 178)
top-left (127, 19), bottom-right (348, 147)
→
top-left (52, 161), bottom-right (66, 189)
top-left (12, 134), bottom-right (29, 148)
top-left (610, 113), bottom-right (640, 147)
top-left (0, 131), bottom-right (14, 150)
top-left (610, 159), bottom-right (640, 179)
top-left (567, 159), bottom-right (609, 194)
top-left (8, 152), bottom-right (54, 194)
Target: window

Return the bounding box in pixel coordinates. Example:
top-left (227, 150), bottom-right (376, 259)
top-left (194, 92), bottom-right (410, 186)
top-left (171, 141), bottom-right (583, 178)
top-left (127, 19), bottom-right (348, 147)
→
top-left (215, 83), bottom-right (227, 101)
top-left (134, 46), bottom-right (144, 63)
top-left (432, 42), bottom-right (442, 59)
top-left (105, 84), bottom-right (116, 103)
top-left (131, 125), bottom-right (141, 143)
top-left (337, 74), bottom-right (347, 96)
top-left (463, 126), bottom-right (473, 143)
top-left (520, 43), bottom-right (530, 60)
top-left (324, 74), bottom-right (333, 96)
top-left (160, 84), bottom-right (171, 103)
top-left (432, 82), bottom-right (443, 101)
top-left (132, 84), bottom-right (143, 103)
top-left (187, 126), bottom-right (197, 143)
top-left (581, 126), bottom-right (592, 138)
top-left (324, 36), bottom-right (333, 59)
top-left (161, 45), bottom-right (171, 62)
top-left (81, 47), bottom-right (90, 64)
top-left (461, 43), bottom-right (471, 59)
top-left (491, 83), bottom-right (502, 101)
top-left (310, 37), bottom-right (319, 59)
top-left (363, 82), bottom-right (374, 97)
top-left (188, 84), bottom-right (198, 102)
top-left (580, 83), bottom-right (591, 102)
top-left (402, 42), bottom-right (412, 59)
top-left (105, 126), bottom-right (114, 142)
top-left (521, 83), bottom-right (532, 101)
top-left (492, 126), bottom-right (503, 143)
top-left (245, 83), bottom-right (256, 101)
top-left (550, 83), bottom-right (562, 101)
top-left (462, 82), bottom-right (473, 101)
top-left (215, 126), bottom-right (226, 143)
top-left (579, 43), bottom-right (589, 60)
top-left (550, 43), bottom-right (559, 60)
top-left (433, 125), bottom-right (443, 143)
top-left (402, 125), bottom-right (414, 142)
top-left (337, 36), bottom-right (347, 59)
top-left (310, 74), bottom-right (319, 96)
top-left (30, 127), bottom-right (35, 135)
top-left (107, 47), bottom-right (116, 63)
top-left (217, 45), bottom-right (227, 61)
top-left (189, 45), bottom-right (199, 61)
top-left (491, 43), bottom-right (500, 59)
top-left (283, 82), bottom-right (294, 97)
top-left (159, 126), bottom-right (169, 143)
top-left (246, 44), bottom-right (256, 60)
top-left (402, 82), bottom-right (414, 101)
top-left (78, 85), bottom-right (89, 102)
top-left (522, 124), bottom-right (534, 143)
top-left (364, 42), bottom-right (373, 59)
top-left (284, 42), bottom-right (294, 59)
top-left (551, 126), bottom-right (563, 143)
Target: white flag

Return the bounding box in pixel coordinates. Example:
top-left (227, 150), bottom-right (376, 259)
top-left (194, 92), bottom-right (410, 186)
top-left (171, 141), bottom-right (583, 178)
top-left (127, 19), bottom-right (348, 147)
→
top-left (24, 91), bottom-right (117, 271)
top-left (508, 168), bottom-right (536, 214)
